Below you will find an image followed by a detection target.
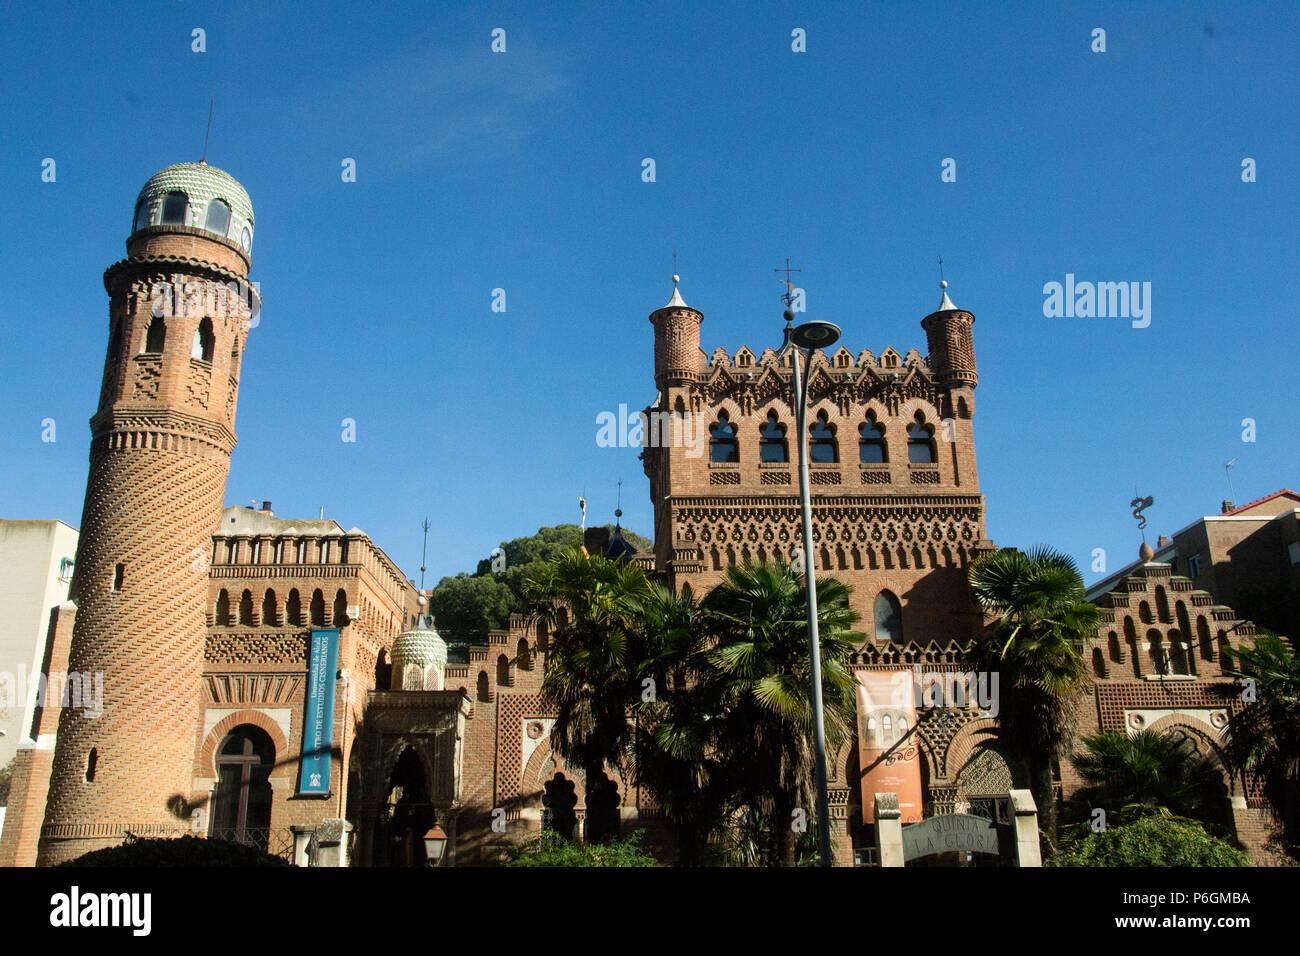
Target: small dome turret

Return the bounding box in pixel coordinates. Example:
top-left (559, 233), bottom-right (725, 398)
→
top-left (131, 161), bottom-right (255, 254)
top-left (390, 616), bottom-right (448, 691)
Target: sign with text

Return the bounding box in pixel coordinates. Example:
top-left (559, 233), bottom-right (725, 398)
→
top-left (857, 670), bottom-right (923, 823)
top-left (298, 628), bottom-right (339, 796)
top-left (902, 813), bottom-right (999, 861)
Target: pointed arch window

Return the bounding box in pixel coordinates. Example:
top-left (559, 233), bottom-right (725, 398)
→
top-left (759, 410), bottom-right (788, 463)
top-left (906, 412), bottom-right (936, 463)
top-left (709, 410), bottom-right (739, 463)
top-left (874, 590), bottom-right (903, 642)
top-left (191, 318), bottom-right (215, 362)
top-left (205, 198), bottom-right (231, 237)
top-left (145, 316), bottom-right (166, 354)
top-left (809, 410), bottom-right (838, 463)
top-left (859, 413), bottom-right (887, 463)
top-left (160, 190), bottom-right (189, 225)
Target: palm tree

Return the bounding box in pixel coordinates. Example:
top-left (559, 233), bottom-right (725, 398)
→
top-left (1224, 631), bottom-right (1300, 853)
top-left (523, 546), bottom-right (652, 839)
top-left (967, 546), bottom-right (1100, 850)
top-left (625, 581), bottom-right (731, 864)
top-left (1069, 729), bottom-right (1231, 829)
top-left (700, 562), bottom-right (863, 865)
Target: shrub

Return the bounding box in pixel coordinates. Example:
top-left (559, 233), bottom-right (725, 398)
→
top-left (60, 834), bottom-right (292, 867)
top-left (1051, 813), bottom-right (1251, 867)
top-left (500, 830), bottom-right (657, 867)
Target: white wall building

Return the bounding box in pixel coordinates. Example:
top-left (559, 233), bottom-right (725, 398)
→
top-left (0, 519), bottom-right (79, 768)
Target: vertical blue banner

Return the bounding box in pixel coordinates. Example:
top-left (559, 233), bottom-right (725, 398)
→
top-left (298, 628), bottom-right (339, 795)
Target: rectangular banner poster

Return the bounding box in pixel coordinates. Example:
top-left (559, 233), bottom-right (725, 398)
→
top-left (857, 669), bottom-right (923, 823)
top-left (298, 628), bottom-right (340, 796)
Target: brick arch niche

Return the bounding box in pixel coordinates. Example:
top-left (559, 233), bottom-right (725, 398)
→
top-left (199, 708), bottom-right (293, 780)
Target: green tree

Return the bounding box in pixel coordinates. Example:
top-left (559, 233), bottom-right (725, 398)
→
top-left (1051, 811), bottom-right (1251, 867)
top-left (426, 523), bottom-right (649, 644)
top-left (699, 562), bottom-right (862, 865)
top-left (967, 545), bottom-right (1100, 851)
top-left (523, 547), bottom-right (652, 834)
top-left (0, 757), bottom-right (13, 807)
top-left (1224, 630), bottom-right (1300, 853)
top-left (627, 581), bottom-right (733, 865)
top-left (425, 572), bottom-right (515, 642)
top-left (1068, 729), bottom-right (1232, 831)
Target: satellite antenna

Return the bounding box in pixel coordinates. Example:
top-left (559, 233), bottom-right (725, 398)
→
top-left (1225, 458), bottom-right (1238, 505)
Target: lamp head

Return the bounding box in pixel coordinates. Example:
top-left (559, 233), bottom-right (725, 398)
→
top-left (791, 320), bottom-right (841, 350)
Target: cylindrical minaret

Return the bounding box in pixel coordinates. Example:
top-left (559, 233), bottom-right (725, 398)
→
top-left (920, 281), bottom-right (977, 417)
top-left (649, 281), bottom-right (704, 391)
top-left (39, 162), bottom-right (259, 863)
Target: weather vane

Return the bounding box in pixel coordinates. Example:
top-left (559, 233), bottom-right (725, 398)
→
top-left (1130, 491), bottom-right (1154, 540)
top-left (774, 258), bottom-right (801, 307)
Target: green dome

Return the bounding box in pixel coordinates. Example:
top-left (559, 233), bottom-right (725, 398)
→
top-left (132, 161), bottom-right (255, 253)
top-left (390, 624), bottom-right (448, 669)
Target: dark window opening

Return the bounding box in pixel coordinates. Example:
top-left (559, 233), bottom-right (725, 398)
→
top-left (85, 748), bottom-right (98, 782)
top-left (709, 411), bottom-right (739, 463)
top-left (809, 410), bottom-right (838, 463)
top-left (112, 563), bottom-right (125, 591)
top-left (859, 414), bottom-right (887, 463)
top-left (759, 410), bottom-right (788, 463)
top-left (160, 190), bottom-right (189, 225)
top-left (874, 591), bottom-right (903, 642)
top-left (145, 316), bottom-right (166, 354)
top-left (191, 318), bottom-right (215, 362)
top-left (906, 413), bottom-right (936, 463)
top-left (205, 198), bottom-right (232, 236)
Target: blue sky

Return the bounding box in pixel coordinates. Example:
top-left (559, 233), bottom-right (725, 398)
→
top-left (2, 1), bottom-right (1296, 587)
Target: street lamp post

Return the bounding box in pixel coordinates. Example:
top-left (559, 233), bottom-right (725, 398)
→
top-left (785, 310), bottom-right (841, 868)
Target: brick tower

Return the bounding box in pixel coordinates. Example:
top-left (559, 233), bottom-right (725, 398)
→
top-left (38, 162), bottom-right (259, 863)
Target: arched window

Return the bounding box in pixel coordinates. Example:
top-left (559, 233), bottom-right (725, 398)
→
top-left (859, 413), bottom-right (887, 463)
top-left (261, 589), bottom-right (278, 626)
top-left (205, 198), bottom-right (232, 236)
top-left (1092, 647), bottom-right (1106, 678)
top-left (906, 412), bottom-right (936, 463)
top-left (238, 589), bottom-right (254, 626)
top-left (210, 725), bottom-right (274, 849)
top-left (286, 589), bottom-right (301, 626)
top-left (132, 199), bottom-right (151, 233)
top-left (759, 410), bottom-right (788, 463)
top-left (85, 748), bottom-right (98, 782)
top-left (709, 411), bottom-right (739, 463)
top-left (1168, 632), bottom-right (1190, 675)
top-left (191, 318), bottom-right (214, 361)
top-left (874, 591), bottom-right (903, 643)
top-left (1139, 601), bottom-right (1153, 625)
top-left (476, 671), bottom-right (490, 702)
top-left (216, 589), bottom-right (230, 626)
top-left (334, 589), bottom-right (349, 625)
top-left (310, 589), bottom-right (325, 627)
top-left (882, 714), bottom-right (894, 745)
top-left (145, 316), bottom-right (166, 354)
top-left (160, 190), bottom-right (189, 225)
top-left (1148, 630), bottom-right (1167, 674)
top-left (496, 653), bottom-right (510, 687)
top-left (517, 638), bottom-right (532, 671)
top-left (808, 410), bottom-right (838, 463)
top-left (1155, 586), bottom-right (1171, 624)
